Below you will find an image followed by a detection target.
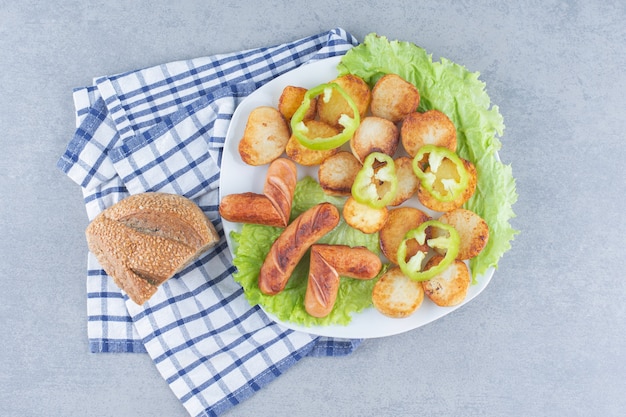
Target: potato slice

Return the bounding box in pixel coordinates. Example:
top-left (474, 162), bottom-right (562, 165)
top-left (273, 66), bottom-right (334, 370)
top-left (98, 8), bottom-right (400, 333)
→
top-left (417, 158), bottom-right (477, 212)
top-left (422, 256), bottom-right (470, 307)
top-left (401, 110), bottom-right (457, 156)
top-left (379, 207), bottom-right (430, 264)
top-left (388, 156), bottom-right (419, 206)
top-left (350, 116), bottom-right (399, 163)
top-left (370, 74), bottom-right (420, 123)
top-left (372, 266), bottom-right (424, 318)
top-left (238, 106), bottom-right (290, 166)
top-left (285, 120), bottom-right (339, 166)
top-left (317, 74), bottom-right (371, 128)
top-left (278, 85), bottom-right (317, 122)
top-left (342, 196), bottom-right (388, 234)
top-left (434, 209), bottom-right (489, 259)
top-left (318, 151), bottom-right (362, 196)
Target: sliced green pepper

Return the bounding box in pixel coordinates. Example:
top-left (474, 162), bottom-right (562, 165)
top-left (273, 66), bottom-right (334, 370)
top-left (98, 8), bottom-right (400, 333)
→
top-left (412, 145), bottom-right (470, 203)
top-left (397, 220), bottom-right (460, 281)
top-left (351, 152), bottom-right (398, 209)
top-left (290, 83), bottom-right (360, 150)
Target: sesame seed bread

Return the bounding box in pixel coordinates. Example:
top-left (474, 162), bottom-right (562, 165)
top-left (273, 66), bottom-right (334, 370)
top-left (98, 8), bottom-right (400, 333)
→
top-left (85, 193), bottom-right (219, 305)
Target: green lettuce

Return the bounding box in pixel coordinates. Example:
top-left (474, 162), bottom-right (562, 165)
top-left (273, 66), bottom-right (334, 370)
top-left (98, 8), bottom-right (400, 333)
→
top-left (231, 177), bottom-right (383, 327)
top-left (338, 33), bottom-right (518, 279)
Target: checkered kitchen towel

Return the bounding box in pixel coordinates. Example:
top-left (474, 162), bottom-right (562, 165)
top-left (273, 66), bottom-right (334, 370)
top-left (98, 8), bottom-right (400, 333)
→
top-left (57, 28), bottom-right (362, 417)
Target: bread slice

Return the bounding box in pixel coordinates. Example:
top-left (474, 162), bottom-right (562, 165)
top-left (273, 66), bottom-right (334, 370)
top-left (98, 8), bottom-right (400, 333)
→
top-left (86, 193), bottom-right (219, 305)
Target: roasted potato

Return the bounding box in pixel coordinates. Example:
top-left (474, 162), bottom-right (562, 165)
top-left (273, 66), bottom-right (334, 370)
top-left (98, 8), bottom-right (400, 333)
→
top-left (417, 157), bottom-right (477, 212)
top-left (372, 266), bottom-right (424, 318)
top-left (388, 156), bottom-right (419, 206)
top-left (350, 116), bottom-right (399, 163)
top-left (433, 209), bottom-right (489, 260)
top-left (317, 74), bottom-right (371, 128)
top-left (422, 256), bottom-right (470, 307)
top-left (285, 120), bottom-right (339, 166)
top-left (379, 207), bottom-right (430, 264)
top-left (278, 85), bottom-right (317, 122)
top-left (401, 110), bottom-right (457, 156)
top-left (370, 74), bottom-right (420, 123)
top-left (318, 151), bottom-right (362, 196)
top-left (342, 196), bottom-right (388, 234)
top-left (238, 106), bottom-right (290, 166)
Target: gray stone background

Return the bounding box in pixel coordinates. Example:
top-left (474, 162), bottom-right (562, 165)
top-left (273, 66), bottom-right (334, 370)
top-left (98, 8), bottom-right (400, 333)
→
top-left (1, 1), bottom-right (625, 416)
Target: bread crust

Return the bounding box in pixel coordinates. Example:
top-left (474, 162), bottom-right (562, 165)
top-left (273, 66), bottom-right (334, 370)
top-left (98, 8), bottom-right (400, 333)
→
top-left (258, 203), bottom-right (340, 295)
top-left (85, 193), bottom-right (219, 305)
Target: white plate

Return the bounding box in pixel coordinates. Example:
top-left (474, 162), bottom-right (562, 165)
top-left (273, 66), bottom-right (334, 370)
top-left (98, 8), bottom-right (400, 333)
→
top-left (220, 56), bottom-right (494, 339)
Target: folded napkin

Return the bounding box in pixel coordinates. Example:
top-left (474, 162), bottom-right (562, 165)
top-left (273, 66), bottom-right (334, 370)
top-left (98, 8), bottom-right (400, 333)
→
top-left (58, 28), bottom-right (362, 417)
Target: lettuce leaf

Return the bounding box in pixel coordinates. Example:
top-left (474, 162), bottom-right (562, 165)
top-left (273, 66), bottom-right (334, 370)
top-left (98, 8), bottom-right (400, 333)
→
top-left (231, 177), bottom-right (383, 327)
top-left (338, 33), bottom-right (518, 279)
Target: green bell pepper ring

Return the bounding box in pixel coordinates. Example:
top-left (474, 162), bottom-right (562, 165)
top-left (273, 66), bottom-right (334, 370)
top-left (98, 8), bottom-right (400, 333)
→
top-left (290, 83), bottom-right (360, 150)
top-left (397, 220), bottom-right (460, 281)
top-left (351, 152), bottom-right (398, 209)
top-left (412, 145), bottom-right (470, 203)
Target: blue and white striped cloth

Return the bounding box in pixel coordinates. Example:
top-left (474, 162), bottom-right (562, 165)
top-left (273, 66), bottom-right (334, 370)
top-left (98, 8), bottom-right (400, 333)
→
top-left (58, 28), bottom-right (362, 417)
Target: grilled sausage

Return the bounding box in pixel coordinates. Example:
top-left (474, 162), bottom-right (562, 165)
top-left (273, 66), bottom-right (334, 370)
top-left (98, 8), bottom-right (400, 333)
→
top-left (219, 158), bottom-right (297, 227)
top-left (305, 244), bottom-right (382, 317)
top-left (219, 193), bottom-right (286, 227)
top-left (258, 203), bottom-right (340, 295)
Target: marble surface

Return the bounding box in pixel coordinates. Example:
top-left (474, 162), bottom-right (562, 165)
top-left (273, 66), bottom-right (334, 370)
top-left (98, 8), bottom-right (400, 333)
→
top-left (1, 1), bottom-right (625, 416)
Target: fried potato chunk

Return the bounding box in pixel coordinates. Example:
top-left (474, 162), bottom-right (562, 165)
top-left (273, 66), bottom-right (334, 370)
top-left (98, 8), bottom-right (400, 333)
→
top-left (370, 74), bottom-right (420, 123)
top-left (422, 256), bottom-right (470, 307)
top-left (417, 158), bottom-right (477, 212)
top-left (342, 196), bottom-right (388, 234)
top-left (379, 207), bottom-right (430, 264)
top-left (350, 116), bottom-right (399, 163)
top-left (388, 156), bottom-right (419, 206)
top-left (278, 85), bottom-right (317, 122)
top-left (317, 74), bottom-right (371, 128)
top-left (401, 110), bottom-right (458, 156)
top-left (318, 151), bottom-right (362, 196)
top-left (238, 106), bottom-right (290, 166)
top-left (372, 266), bottom-right (424, 318)
top-left (434, 209), bottom-right (489, 260)
top-left (285, 120), bottom-right (339, 166)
